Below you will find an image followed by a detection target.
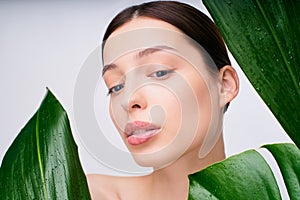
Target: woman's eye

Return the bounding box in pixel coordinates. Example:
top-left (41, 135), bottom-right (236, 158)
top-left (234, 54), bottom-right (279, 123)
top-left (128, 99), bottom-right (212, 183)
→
top-left (150, 70), bottom-right (174, 79)
top-left (108, 84), bottom-right (124, 95)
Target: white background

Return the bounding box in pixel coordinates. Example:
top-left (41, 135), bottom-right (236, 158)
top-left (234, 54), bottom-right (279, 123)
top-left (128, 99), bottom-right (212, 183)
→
top-left (0, 0), bottom-right (292, 178)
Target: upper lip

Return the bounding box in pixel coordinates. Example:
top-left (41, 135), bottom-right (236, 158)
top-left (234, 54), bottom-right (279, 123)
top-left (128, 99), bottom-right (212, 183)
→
top-left (124, 121), bottom-right (160, 137)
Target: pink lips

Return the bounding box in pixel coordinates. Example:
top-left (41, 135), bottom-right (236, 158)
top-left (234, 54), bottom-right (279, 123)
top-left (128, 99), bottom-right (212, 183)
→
top-left (124, 121), bottom-right (161, 145)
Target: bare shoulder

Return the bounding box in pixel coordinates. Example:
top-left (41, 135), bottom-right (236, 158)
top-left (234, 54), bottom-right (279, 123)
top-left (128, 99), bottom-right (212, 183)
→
top-left (86, 174), bottom-right (148, 200)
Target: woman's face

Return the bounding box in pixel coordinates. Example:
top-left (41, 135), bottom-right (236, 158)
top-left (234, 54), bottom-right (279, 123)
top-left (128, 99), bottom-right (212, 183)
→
top-left (102, 17), bottom-right (225, 169)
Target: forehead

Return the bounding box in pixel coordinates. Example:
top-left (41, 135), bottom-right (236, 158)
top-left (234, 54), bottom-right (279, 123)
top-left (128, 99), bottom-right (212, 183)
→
top-left (102, 27), bottom-right (218, 77)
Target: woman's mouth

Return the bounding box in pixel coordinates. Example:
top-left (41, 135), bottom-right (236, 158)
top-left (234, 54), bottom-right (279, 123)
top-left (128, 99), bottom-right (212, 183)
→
top-left (124, 121), bottom-right (161, 145)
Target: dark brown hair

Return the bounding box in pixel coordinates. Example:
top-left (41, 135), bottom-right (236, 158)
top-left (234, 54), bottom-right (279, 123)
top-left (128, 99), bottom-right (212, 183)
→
top-left (102, 1), bottom-right (231, 110)
top-left (102, 0), bottom-right (231, 70)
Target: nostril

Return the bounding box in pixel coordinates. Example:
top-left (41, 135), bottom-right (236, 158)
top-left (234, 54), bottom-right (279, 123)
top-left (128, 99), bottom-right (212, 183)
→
top-left (131, 104), bottom-right (141, 109)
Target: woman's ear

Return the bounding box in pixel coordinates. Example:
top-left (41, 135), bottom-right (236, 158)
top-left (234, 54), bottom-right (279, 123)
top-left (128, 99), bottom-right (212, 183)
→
top-left (218, 65), bottom-right (239, 107)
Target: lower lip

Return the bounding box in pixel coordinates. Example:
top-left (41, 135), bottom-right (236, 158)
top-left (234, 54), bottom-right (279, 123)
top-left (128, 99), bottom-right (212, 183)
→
top-left (127, 129), bottom-right (160, 145)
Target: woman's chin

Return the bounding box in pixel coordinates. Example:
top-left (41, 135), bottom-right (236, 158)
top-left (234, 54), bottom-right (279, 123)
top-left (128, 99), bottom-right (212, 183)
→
top-left (128, 143), bottom-right (188, 170)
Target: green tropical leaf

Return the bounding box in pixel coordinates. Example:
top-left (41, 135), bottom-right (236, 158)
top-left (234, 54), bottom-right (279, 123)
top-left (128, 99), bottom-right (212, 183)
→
top-left (188, 143), bottom-right (300, 199)
top-left (188, 148), bottom-right (282, 200)
top-left (202, 0), bottom-right (300, 147)
top-left (0, 89), bottom-right (91, 199)
top-left (263, 143), bottom-right (300, 199)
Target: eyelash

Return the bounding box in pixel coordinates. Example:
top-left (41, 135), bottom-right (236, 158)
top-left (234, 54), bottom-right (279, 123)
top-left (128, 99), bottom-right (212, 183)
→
top-left (107, 84), bottom-right (124, 96)
top-left (149, 69), bottom-right (174, 79)
top-left (107, 69), bottom-right (174, 95)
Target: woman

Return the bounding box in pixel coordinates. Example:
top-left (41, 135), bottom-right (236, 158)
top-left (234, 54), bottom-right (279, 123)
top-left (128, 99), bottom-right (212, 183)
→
top-left (87, 1), bottom-right (239, 199)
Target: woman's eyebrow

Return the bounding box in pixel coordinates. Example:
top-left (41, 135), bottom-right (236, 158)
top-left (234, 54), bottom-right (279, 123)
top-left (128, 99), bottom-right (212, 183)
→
top-left (102, 63), bottom-right (117, 76)
top-left (136, 45), bottom-right (176, 58)
top-left (102, 45), bottom-right (177, 76)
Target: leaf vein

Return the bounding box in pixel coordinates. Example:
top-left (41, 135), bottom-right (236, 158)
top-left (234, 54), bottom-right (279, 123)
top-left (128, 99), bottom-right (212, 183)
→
top-left (36, 109), bottom-right (49, 200)
top-left (254, 0), bottom-right (299, 96)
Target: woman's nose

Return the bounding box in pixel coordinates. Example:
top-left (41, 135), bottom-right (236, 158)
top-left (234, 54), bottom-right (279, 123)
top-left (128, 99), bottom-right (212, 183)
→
top-left (122, 90), bottom-right (147, 112)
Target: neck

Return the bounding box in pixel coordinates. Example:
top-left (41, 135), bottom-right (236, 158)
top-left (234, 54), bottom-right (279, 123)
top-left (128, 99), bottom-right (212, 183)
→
top-left (155, 133), bottom-right (225, 175)
top-left (148, 135), bottom-right (225, 199)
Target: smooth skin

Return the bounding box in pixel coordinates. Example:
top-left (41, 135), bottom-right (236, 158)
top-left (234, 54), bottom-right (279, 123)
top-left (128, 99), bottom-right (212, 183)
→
top-left (87, 17), bottom-right (239, 200)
